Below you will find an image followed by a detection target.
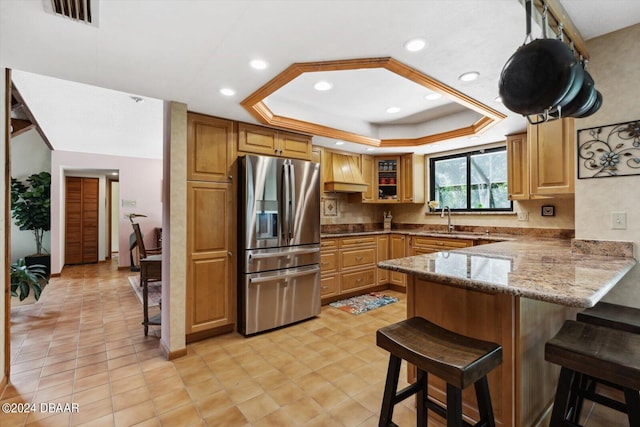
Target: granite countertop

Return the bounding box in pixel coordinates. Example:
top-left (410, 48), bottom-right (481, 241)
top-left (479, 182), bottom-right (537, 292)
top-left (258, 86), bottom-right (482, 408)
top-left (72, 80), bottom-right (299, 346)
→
top-left (321, 229), bottom-right (514, 242)
top-left (377, 238), bottom-right (637, 308)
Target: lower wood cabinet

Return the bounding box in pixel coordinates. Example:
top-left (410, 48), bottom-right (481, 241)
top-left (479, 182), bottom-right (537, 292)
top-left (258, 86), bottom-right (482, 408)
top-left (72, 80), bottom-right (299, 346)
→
top-left (377, 235), bottom-right (389, 285)
top-left (186, 181), bottom-right (235, 340)
top-left (389, 234), bottom-right (407, 288)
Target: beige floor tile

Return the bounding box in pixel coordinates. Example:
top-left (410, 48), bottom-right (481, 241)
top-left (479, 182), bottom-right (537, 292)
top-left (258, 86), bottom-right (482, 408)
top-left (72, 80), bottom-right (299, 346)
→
top-left (237, 392), bottom-right (280, 423)
top-left (158, 402), bottom-right (202, 426)
top-left (113, 399), bottom-right (156, 427)
top-left (11, 262), bottom-right (624, 426)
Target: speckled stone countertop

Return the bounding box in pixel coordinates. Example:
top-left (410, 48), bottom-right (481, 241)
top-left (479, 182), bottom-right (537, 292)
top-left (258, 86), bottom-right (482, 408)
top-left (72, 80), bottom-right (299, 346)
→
top-left (321, 229), bottom-right (514, 242)
top-left (377, 238), bottom-right (636, 308)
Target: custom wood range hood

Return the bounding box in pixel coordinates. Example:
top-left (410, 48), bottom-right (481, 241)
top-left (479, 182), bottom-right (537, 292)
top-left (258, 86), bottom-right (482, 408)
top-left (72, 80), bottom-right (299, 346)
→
top-left (323, 152), bottom-right (368, 193)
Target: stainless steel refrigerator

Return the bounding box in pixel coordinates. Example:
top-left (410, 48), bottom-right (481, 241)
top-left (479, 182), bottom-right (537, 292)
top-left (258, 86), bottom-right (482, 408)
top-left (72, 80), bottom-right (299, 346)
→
top-left (238, 154), bottom-right (321, 335)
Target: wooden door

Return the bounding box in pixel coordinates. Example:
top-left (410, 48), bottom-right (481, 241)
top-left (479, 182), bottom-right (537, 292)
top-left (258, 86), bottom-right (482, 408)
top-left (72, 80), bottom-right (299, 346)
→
top-left (186, 182), bottom-right (234, 337)
top-left (65, 177), bottom-right (99, 265)
top-left (187, 113), bottom-right (235, 182)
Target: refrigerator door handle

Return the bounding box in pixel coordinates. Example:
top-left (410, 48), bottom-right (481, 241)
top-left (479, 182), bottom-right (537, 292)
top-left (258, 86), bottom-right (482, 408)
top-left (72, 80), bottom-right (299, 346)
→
top-left (288, 162), bottom-right (296, 241)
top-left (248, 266), bottom-right (320, 284)
top-left (280, 162), bottom-right (289, 244)
top-left (248, 246), bottom-right (320, 261)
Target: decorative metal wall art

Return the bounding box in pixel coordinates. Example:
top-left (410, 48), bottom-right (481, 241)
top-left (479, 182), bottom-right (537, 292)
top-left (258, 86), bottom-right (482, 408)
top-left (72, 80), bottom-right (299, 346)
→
top-left (577, 120), bottom-right (640, 178)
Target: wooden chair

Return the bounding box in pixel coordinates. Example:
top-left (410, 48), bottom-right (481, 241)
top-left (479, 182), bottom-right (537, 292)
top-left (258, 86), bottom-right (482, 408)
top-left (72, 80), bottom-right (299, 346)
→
top-left (131, 222), bottom-right (162, 335)
top-left (132, 222), bottom-right (161, 263)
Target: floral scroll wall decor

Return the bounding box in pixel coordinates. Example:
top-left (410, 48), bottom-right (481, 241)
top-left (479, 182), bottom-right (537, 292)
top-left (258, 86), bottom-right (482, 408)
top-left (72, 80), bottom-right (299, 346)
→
top-left (578, 120), bottom-right (640, 178)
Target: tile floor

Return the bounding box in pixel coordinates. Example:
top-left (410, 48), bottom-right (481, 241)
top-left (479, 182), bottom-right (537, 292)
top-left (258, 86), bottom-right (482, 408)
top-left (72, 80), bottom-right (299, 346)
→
top-left (1, 260), bottom-right (627, 426)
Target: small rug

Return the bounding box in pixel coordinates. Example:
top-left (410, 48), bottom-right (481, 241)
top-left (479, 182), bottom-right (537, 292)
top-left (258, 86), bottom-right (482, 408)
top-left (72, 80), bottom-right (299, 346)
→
top-left (329, 292), bottom-right (399, 315)
top-left (128, 276), bottom-right (161, 307)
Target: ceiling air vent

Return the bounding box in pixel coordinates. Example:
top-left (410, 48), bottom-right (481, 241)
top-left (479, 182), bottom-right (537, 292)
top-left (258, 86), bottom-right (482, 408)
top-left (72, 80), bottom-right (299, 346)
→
top-left (43, 0), bottom-right (98, 26)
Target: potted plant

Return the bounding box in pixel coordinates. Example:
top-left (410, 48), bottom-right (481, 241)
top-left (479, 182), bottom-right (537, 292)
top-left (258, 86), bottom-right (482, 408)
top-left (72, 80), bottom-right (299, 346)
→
top-left (11, 171), bottom-right (51, 275)
top-left (11, 258), bottom-right (48, 301)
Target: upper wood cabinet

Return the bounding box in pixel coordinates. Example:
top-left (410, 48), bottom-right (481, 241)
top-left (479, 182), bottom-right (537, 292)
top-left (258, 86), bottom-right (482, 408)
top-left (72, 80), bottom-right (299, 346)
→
top-left (507, 118), bottom-right (575, 200)
top-left (347, 154), bottom-right (375, 203)
top-left (528, 118), bottom-right (575, 196)
top-left (400, 153), bottom-right (425, 203)
top-left (238, 123), bottom-right (312, 160)
top-left (506, 132), bottom-right (529, 201)
top-left (187, 113), bottom-right (235, 183)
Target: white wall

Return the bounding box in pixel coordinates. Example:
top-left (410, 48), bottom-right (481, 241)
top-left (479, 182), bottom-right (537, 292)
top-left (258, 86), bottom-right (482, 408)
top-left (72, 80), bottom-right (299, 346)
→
top-left (574, 23), bottom-right (640, 305)
top-left (10, 129), bottom-right (51, 261)
top-left (111, 181), bottom-right (120, 253)
top-left (51, 150), bottom-right (163, 274)
top-left (1, 68), bottom-right (7, 388)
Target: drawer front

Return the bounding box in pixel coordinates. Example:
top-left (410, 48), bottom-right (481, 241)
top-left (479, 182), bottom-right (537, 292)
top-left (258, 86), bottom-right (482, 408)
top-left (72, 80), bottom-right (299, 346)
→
top-left (340, 236), bottom-right (376, 247)
top-left (320, 250), bottom-right (338, 273)
top-left (340, 248), bottom-right (376, 269)
top-left (413, 236), bottom-right (473, 249)
top-left (321, 238), bottom-right (339, 249)
top-left (340, 269), bottom-right (376, 292)
top-left (320, 274), bottom-right (339, 297)
top-left (413, 248), bottom-right (437, 256)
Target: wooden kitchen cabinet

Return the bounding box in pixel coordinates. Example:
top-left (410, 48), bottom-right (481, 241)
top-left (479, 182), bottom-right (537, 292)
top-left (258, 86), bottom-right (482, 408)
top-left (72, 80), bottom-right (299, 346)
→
top-left (389, 234), bottom-right (407, 289)
top-left (506, 132), bottom-right (529, 201)
top-left (187, 113), bottom-right (235, 183)
top-left (411, 235), bottom-right (474, 255)
top-left (186, 182), bottom-right (235, 340)
top-left (377, 235), bottom-right (389, 285)
top-left (320, 238), bottom-right (339, 298)
top-left (508, 119), bottom-right (575, 200)
top-left (528, 118), bottom-right (575, 196)
top-left (375, 156), bottom-right (401, 202)
top-left (400, 153), bottom-right (425, 203)
top-left (238, 122), bottom-right (312, 160)
top-left (339, 235), bottom-right (377, 295)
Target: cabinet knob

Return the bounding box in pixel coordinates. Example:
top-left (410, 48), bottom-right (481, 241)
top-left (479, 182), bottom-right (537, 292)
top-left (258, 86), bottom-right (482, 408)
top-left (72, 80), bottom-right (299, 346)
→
top-left (228, 251), bottom-right (233, 256)
top-left (228, 175), bottom-right (233, 180)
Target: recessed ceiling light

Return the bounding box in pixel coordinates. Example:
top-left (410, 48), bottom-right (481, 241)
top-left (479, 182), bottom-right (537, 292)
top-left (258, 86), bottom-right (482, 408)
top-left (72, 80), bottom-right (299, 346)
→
top-left (219, 88), bottom-right (236, 96)
top-left (111, 172), bottom-right (118, 176)
top-left (314, 81), bottom-right (333, 91)
top-left (404, 38), bottom-right (427, 52)
top-left (335, 141), bottom-right (345, 146)
top-left (386, 107), bottom-right (401, 114)
top-left (458, 71), bottom-right (480, 82)
top-left (424, 93), bottom-right (442, 101)
top-left (468, 136), bottom-right (479, 140)
top-left (250, 59), bottom-right (268, 70)
top-left (366, 147), bottom-right (375, 151)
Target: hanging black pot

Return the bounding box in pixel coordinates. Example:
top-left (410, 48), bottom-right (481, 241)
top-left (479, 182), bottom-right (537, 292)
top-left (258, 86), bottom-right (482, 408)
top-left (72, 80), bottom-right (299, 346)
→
top-left (551, 69), bottom-right (596, 118)
top-left (498, 0), bottom-right (584, 117)
top-left (577, 90), bottom-right (603, 118)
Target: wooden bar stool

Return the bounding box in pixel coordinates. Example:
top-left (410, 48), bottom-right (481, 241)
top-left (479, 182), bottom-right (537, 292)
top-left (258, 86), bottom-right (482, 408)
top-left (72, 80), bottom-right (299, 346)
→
top-left (577, 302), bottom-right (640, 334)
top-left (571, 302), bottom-right (640, 421)
top-left (545, 320), bottom-right (640, 426)
top-left (376, 317), bottom-right (502, 427)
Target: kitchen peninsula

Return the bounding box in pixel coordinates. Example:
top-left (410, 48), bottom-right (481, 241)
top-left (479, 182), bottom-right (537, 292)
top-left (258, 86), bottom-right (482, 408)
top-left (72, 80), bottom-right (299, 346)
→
top-left (378, 238), bottom-right (636, 427)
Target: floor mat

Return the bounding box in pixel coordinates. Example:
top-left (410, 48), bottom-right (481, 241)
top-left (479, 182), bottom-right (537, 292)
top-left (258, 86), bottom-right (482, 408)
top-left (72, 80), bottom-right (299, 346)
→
top-left (329, 292), bottom-right (399, 315)
top-left (128, 276), bottom-right (161, 307)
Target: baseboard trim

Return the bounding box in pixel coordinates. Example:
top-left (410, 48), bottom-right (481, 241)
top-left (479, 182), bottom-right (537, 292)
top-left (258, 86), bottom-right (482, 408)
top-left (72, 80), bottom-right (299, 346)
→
top-left (159, 339), bottom-right (187, 360)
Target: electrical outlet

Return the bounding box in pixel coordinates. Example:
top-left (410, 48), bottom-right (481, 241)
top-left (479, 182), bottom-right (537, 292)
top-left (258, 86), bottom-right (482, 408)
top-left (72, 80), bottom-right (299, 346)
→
top-left (517, 211), bottom-right (529, 221)
top-left (611, 212), bottom-right (627, 230)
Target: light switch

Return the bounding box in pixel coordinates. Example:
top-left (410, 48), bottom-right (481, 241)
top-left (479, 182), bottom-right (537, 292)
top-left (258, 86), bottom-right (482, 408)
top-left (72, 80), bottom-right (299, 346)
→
top-left (611, 212), bottom-right (627, 230)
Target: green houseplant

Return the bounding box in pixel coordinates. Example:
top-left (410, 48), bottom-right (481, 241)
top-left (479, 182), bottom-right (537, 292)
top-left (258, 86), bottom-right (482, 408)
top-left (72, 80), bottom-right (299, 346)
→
top-left (11, 171), bottom-right (51, 275)
top-left (11, 258), bottom-right (48, 301)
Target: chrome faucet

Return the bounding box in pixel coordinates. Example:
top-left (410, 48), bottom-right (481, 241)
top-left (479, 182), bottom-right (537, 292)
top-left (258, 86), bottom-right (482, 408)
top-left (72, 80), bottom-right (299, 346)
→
top-left (441, 206), bottom-right (454, 233)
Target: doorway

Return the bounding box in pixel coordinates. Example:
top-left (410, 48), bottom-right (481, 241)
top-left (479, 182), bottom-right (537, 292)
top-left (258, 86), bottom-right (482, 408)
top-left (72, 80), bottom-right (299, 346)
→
top-left (108, 178), bottom-right (120, 260)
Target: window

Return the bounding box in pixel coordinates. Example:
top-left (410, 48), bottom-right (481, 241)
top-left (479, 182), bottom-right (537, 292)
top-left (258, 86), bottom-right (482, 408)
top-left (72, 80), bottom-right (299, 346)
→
top-left (429, 147), bottom-right (512, 212)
